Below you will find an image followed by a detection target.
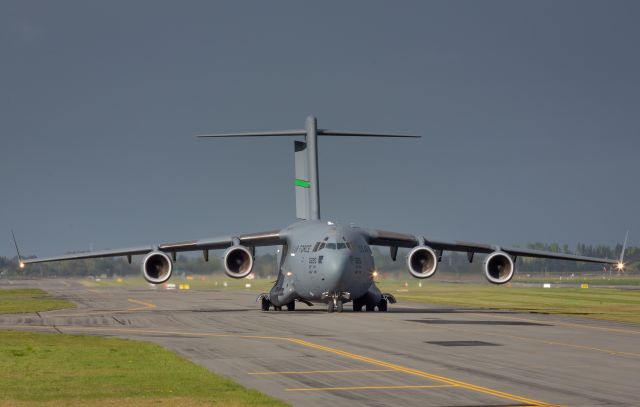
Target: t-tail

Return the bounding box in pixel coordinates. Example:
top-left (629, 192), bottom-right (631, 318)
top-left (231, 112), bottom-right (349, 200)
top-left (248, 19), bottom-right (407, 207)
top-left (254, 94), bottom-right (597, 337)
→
top-left (197, 115), bottom-right (419, 221)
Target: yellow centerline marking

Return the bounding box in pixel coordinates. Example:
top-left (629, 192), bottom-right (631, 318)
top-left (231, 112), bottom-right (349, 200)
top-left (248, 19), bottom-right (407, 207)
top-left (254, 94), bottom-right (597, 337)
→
top-left (390, 317), bottom-right (640, 359)
top-left (481, 329), bottom-right (640, 358)
top-left (0, 324), bottom-right (554, 407)
top-left (286, 337), bottom-right (552, 406)
top-left (286, 384), bottom-right (456, 392)
top-left (249, 368), bottom-right (396, 375)
top-left (126, 298), bottom-right (157, 311)
top-left (469, 312), bottom-right (640, 335)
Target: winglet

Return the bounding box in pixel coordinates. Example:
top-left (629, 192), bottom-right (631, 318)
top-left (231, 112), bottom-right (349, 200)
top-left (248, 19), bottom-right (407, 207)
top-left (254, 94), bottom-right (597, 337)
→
top-left (11, 230), bottom-right (25, 269)
top-left (620, 231), bottom-right (629, 262)
top-left (616, 231), bottom-right (629, 271)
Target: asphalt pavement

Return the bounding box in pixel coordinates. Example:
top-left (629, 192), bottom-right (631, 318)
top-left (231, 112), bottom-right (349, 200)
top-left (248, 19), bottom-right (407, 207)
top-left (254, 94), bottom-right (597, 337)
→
top-left (1, 279), bottom-right (638, 407)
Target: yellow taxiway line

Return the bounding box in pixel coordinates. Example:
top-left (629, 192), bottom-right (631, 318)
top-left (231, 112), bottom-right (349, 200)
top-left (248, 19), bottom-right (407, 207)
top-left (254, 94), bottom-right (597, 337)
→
top-left (469, 312), bottom-right (640, 335)
top-left (286, 384), bottom-right (456, 392)
top-left (1, 324), bottom-right (555, 407)
top-left (390, 316), bottom-right (640, 359)
top-left (249, 368), bottom-right (396, 375)
top-left (126, 298), bottom-right (157, 311)
top-left (287, 337), bottom-right (552, 406)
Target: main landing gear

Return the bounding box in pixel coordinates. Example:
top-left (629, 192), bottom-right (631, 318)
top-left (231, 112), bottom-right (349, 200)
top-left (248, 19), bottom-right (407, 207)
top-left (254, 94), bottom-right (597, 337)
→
top-left (259, 294), bottom-right (296, 312)
top-left (352, 297), bottom-right (389, 312)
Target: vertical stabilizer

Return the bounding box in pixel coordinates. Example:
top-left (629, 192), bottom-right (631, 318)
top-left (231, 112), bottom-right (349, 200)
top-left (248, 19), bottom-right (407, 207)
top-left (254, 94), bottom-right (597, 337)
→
top-left (294, 140), bottom-right (311, 220)
top-left (305, 115), bottom-right (321, 220)
top-left (196, 115), bottom-right (417, 222)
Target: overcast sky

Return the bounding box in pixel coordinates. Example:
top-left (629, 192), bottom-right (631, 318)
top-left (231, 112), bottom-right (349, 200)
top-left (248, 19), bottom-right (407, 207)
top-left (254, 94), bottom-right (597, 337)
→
top-left (1, 1), bottom-right (638, 257)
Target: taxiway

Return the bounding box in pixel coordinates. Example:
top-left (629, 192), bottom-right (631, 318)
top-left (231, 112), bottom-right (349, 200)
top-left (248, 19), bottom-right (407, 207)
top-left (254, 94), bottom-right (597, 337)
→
top-left (1, 279), bottom-right (638, 406)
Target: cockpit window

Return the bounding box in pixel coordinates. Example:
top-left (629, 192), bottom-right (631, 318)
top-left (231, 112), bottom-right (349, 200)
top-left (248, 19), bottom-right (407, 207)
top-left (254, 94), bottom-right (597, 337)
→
top-left (319, 242), bottom-right (325, 250)
top-left (337, 243), bottom-right (347, 250)
top-left (325, 243), bottom-right (337, 249)
top-left (312, 242), bottom-right (320, 252)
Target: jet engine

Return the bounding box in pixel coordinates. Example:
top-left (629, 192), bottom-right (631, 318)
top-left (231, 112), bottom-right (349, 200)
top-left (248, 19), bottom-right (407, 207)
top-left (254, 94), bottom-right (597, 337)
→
top-left (483, 251), bottom-right (515, 284)
top-left (224, 245), bottom-right (254, 279)
top-left (142, 251), bottom-right (173, 284)
top-left (406, 246), bottom-right (438, 278)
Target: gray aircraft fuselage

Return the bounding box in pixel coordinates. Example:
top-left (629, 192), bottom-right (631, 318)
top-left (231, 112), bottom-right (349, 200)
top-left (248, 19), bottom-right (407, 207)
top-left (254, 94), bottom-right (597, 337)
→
top-left (268, 220), bottom-right (380, 307)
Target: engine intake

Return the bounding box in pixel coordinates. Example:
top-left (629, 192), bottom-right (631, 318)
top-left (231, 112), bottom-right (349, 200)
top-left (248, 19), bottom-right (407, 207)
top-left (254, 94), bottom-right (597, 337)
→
top-left (224, 246), bottom-right (254, 279)
top-left (483, 251), bottom-right (515, 284)
top-left (406, 246), bottom-right (438, 279)
top-left (142, 251), bottom-right (173, 284)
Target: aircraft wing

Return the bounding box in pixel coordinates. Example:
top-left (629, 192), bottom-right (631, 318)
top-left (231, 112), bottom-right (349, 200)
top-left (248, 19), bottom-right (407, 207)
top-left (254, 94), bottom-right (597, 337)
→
top-left (363, 229), bottom-right (619, 265)
top-left (22, 230), bottom-right (284, 265)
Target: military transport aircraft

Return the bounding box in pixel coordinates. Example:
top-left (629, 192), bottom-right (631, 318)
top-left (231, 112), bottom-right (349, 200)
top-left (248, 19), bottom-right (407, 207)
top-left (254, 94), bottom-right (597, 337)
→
top-left (16, 116), bottom-right (628, 312)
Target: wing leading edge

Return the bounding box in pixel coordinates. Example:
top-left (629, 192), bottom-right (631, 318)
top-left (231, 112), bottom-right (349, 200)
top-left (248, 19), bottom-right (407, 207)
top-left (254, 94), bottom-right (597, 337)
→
top-left (22, 230), bottom-right (284, 265)
top-left (363, 229), bottom-right (619, 265)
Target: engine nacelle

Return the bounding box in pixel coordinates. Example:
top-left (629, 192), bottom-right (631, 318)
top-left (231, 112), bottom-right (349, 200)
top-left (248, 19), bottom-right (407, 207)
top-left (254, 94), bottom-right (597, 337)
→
top-left (224, 246), bottom-right (254, 279)
top-left (483, 251), bottom-right (515, 284)
top-left (406, 246), bottom-right (438, 279)
top-left (142, 251), bottom-right (173, 284)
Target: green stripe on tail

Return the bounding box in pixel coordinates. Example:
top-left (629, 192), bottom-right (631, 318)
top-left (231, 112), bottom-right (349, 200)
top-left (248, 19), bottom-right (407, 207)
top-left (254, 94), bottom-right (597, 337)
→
top-left (295, 179), bottom-right (311, 188)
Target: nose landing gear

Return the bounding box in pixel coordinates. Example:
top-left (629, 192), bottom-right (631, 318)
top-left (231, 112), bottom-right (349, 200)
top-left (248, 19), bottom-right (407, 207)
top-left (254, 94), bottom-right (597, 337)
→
top-left (327, 297), bottom-right (344, 313)
top-left (325, 292), bottom-right (349, 313)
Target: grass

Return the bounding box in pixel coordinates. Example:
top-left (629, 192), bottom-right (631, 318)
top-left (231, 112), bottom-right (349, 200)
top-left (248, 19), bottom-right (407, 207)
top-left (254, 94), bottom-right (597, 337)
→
top-left (0, 289), bottom-right (75, 314)
top-left (377, 280), bottom-right (640, 324)
top-left (0, 330), bottom-right (287, 406)
top-left (84, 276), bottom-right (276, 292)
top-left (515, 275), bottom-right (640, 286)
top-left (87, 275), bottom-right (640, 323)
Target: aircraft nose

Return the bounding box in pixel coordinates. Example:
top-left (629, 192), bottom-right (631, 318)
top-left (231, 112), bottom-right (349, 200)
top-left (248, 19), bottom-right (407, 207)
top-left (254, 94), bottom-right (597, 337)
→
top-left (322, 251), bottom-right (350, 291)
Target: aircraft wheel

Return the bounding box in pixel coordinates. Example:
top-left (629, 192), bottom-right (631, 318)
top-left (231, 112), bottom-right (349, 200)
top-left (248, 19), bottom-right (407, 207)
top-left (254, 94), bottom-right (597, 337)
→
top-left (378, 298), bottom-right (388, 312)
top-left (327, 301), bottom-right (335, 313)
top-left (366, 304), bottom-right (375, 312)
top-left (336, 300), bottom-right (343, 313)
top-left (261, 297), bottom-right (270, 311)
top-left (286, 301), bottom-right (296, 311)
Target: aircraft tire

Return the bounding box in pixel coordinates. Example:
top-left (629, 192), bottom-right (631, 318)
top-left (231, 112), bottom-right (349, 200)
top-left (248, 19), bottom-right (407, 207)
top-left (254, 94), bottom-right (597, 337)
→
top-left (286, 301), bottom-right (296, 311)
top-left (366, 304), bottom-right (375, 312)
top-left (261, 297), bottom-right (270, 311)
top-left (327, 302), bottom-right (335, 313)
top-left (378, 298), bottom-right (388, 312)
top-left (336, 300), bottom-right (343, 313)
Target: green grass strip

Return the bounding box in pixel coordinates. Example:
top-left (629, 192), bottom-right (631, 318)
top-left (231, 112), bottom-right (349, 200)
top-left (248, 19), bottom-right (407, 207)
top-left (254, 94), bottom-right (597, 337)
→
top-left (377, 280), bottom-right (640, 324)
top-left (0, 289), bottom-right (74, 314)
top-left (0, 330), bottom-right (288, 406)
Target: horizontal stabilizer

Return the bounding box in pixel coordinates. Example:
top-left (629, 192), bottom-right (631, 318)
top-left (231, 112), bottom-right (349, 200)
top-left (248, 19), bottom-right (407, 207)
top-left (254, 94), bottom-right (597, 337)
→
top-left (197, 130), bottom-right (305, 138)
top-left (318, 130), bottom-right (419, 138)
top-left (197, 129), bottom-right (418, 139)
